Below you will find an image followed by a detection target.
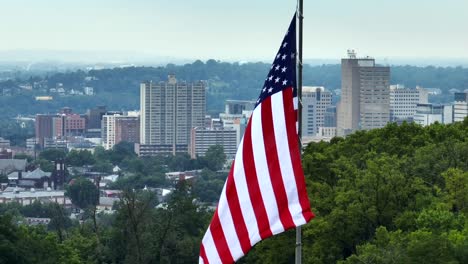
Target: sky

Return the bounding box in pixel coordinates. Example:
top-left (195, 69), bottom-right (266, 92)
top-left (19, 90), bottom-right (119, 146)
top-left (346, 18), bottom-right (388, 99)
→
top-left (0, 0), bottom-right (467, 62)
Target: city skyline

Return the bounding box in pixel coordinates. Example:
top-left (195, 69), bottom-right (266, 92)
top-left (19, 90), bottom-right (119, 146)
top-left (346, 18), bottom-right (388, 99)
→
top-left (0, 0), bottom-right (467, 63)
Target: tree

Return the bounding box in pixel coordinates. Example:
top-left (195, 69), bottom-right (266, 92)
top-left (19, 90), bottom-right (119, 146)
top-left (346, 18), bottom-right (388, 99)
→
top-left (66, 177), bottom-right (99, 210)
top-left (201, 145), bottom-right (226, 171)
top-left (66, 149), bottom-right (95, 167)
top-left (39, 149), bottom-right (67, 161)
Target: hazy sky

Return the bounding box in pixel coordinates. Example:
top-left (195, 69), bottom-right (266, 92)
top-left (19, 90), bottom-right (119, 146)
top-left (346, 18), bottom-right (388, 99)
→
top-left (0, 0), bottom-right (467, 61)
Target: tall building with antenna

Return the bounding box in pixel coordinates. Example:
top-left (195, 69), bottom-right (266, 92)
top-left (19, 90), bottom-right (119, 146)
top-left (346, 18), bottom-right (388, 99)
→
top-left (337, 50), bottom-right (390, 136)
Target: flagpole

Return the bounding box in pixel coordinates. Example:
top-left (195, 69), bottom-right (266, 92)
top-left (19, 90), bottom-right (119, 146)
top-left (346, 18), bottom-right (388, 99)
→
top-left (295, 0), bottom-right (304, 264)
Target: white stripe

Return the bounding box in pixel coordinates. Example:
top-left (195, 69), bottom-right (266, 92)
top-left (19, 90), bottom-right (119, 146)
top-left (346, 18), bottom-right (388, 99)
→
top-left (271, 92), bottom-right (306, 226)
top-left (293, 96), bottom-right (298, 110)
top-left (199, 257), bottom-right (204, 264)
top-left (201, 229), bottom-right (222, 264)
top-left (216, 182), bottom-right (244, 260)
top-left (250, 103), bottom-right (284, 235)
top-left (233, 137), bottom-right (261, 245)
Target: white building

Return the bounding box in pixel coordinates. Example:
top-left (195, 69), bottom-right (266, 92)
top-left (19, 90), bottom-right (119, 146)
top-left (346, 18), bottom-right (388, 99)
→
top-left (302, 86), bottom-right (332, 136)
top-left (0, 137), bottom-right (10, 148)
top-left (389, 85), bottom-right (428, 121)
top-left (454, 92), bottom-right (468, 122)
top-left (101, 113), bottom-right (121, 150)
top-left (414, 104), bottom-right (443, 126)
top-left (189, 127), bottom-right (237, 159)
top-left (84, 87), bottom-right (94, 96)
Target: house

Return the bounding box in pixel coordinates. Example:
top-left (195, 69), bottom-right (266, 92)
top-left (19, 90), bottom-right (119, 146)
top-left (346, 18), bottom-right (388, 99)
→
top-left (0, 159), bottom-right (27, 175)
top-left (8, 168), bottom-right (52, 188)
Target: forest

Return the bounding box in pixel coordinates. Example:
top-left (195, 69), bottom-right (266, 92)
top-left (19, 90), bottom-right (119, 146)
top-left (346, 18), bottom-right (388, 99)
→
top-left (0, 118), bottom-right (467, 263)
top-left (0, 60), bottom-right (467, 117)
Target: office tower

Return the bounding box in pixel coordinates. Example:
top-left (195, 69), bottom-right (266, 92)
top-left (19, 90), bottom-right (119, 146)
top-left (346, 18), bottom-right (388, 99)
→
top-left (337, 50), bottom-right (390, 136)
top-left (86, 106), bottom-right (107, 129)
top-left (52, 114), bottom-right (86, 138)
top-left (115, 116), bottom-right (140, 146)
top-left (453, 92), bottom-right (468, 122)
top-left (189, 127), bottom-right (237, 159)
top-left (324, 106), bottom-right (337, 127)
top-left (302, 86), bottom-right (332, 136)
top-left (35, 115), bottom-right (54, 147)
top-left (139, 75), bottom-right (205, 155)
top-left (389, 85), bottom-right (428, 122)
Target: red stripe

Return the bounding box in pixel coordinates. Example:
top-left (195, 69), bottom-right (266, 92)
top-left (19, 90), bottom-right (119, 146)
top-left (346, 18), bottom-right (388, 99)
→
top-left (260, 96), bottom-right (295, 229)
top-left (200, 244), bottom-right (209, 264)
top-left (225, 161), bottom-right (252, 254)
top-left (283, 88), bottom-right (315, 222)
top-left (242, 119), bottom-right (273, 239)
top-left (210, 211), bottom-right (235, 263)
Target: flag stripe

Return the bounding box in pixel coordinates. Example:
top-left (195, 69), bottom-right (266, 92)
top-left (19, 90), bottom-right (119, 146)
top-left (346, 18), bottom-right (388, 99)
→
top-left (250, 104), bottom-right (285, 235)
top-left (260, 95), bottom-right (295, 230)
top-left (209, 212), bottom-right (235, 263)
top-left (203, 229), bottom-right (222, 263)
top-left (242, 117), bottom-right (274, 239)
top-left (284, 88), bottom-right (314, 221)
top-left (224, 161), bottom-right (252, 254)
top-left (232, 138), bottom-right (262, 244)
top-left (200, 244), bottom-right (208, 264)
top-left (271, 89), bottom-right (307, 226)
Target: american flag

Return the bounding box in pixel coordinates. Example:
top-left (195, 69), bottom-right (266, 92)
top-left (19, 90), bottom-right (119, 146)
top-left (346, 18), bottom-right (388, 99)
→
top-left (199, 13), bottom-right (314, 263)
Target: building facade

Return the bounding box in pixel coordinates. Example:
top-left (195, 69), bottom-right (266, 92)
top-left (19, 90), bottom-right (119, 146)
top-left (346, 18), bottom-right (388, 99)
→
top-left (389, 85), bottom-right (429, 122)
top-left (302, 86), bottom-right (333, 136)
top-left (414, 104), bottom-right (444, 126)
top-left (140, 75), bottom-right (206, 155)
top-left (454, 92), bottom-right (468, 122)
top-left (189, 128), bottom-right (237, 159)
top-left (115, 116), bottom-right (140, 146)
top-left (35, 115), bottom-right (54, 147)
top-left (337, 51), bottom-right (390, 136)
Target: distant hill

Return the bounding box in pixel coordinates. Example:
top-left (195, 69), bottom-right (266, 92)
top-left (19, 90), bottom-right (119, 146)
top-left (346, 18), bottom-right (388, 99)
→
top-left (0, 60), bottom-right (467, 117)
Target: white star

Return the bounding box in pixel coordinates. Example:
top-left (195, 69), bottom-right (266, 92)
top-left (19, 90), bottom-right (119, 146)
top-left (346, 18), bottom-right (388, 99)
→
top-left (268, 75), bottom-right (273, 81)
top-left (262, 87), bottom-right (266, 92)
top-left (282, 42), bottom-right (288, 48)
top-left (281, 54), bottom-right (287, 60)
top-left (281, 67), bottom-right (287, 72)
top-left (285, 30), bottom-right (289, 36)
top-left (276, 53), bottom-right (281, 59)
top-left (275, 77), bottom-right (280, 83)
top-left (275, 65), bottom-right (280, 71)
top-left (268, 87), bottom-right (273, 93)
top-left (282, 79), bottom-right (288, 85)
top-left (256, 98), bottom-right (260, 103)
top-left (291, 53), bottom-right (295, 59)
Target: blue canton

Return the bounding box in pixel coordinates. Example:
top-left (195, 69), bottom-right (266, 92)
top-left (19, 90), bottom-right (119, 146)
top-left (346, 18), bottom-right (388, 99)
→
top-left (255, 15), bottom-right (297, 108)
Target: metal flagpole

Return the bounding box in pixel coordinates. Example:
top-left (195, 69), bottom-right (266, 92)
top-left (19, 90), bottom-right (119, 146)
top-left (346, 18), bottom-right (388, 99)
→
top-left (295, 0), bottom-right (304, 264)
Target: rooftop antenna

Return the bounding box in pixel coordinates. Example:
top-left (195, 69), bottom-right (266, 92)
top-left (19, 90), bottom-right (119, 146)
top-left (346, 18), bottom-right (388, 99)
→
top-left (347, 49), bottom-right (357, 59)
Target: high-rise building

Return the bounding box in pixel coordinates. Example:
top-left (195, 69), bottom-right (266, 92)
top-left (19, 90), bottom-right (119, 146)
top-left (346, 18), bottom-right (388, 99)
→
top-left (302, 86), bottom-right (332, 136)
top-left (35, 114), bottom-right (54, 147)
top-left (140, 75), bottom-right (205, 155)
top-left (115, 116), bottom-right (140, 146)
top-left (324, 106), bottom-right (337, 127)
top-left (86, 106), bottom-right (107, 129)
top-left (389, 85), bottom-right (428, 122)
top-left (189, 127), bottom-right (237, 159)
top-left (453, 92), bottom-right (468, 122)
top-left (337, 51), bottom-right (390, 136)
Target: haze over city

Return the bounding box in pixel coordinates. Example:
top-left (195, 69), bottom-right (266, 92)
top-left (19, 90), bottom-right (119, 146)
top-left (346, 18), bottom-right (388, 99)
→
top-left (0, 0), bottom-right (467, 64)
